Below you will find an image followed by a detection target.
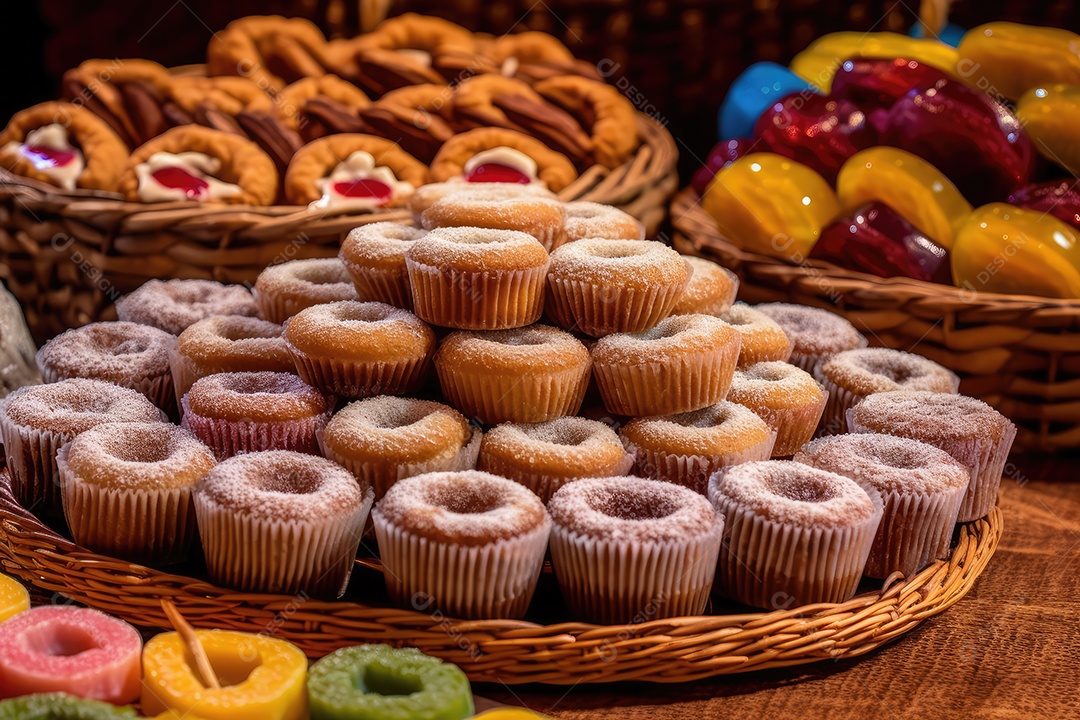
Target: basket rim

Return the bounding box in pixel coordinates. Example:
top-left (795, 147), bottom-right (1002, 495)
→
top-left (0, 469), bottom-right (1002, 684)
top-left (0, 113), bottom-right (674, 222)
top-left (671, 186), bottom-right (1080, 312)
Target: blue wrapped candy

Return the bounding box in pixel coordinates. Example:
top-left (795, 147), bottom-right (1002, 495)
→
top-left (718, 62), bottom-right (813, 140)
top-left (909, 21), bottom-right (966, 47)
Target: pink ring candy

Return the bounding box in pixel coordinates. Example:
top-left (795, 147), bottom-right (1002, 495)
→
top-left (0, 606), bottom-right (142, 703)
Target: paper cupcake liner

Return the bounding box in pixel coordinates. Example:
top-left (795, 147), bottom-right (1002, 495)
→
top-left (737, 391), bottom-right (829, 458)
top-left (846, 413), bottom-right (1017, 522)
top-left (57, 444), bottom-right (197, 565)
top-left (480, 451), bottom-right (635, 504)
top-left (343, 261), bottom-right (413, 310)
top-left (40, 365), bottom-right (176, 420)
top-left (592, 344), bottom-right (739, 417)
top-left (815, 375), bottom-right (863, 436)
top-left (194, 487), bottom-right (373, 599)
top-left (437, 361), bottom-right (589, 424)
top-left (545, 276), bottom-right (687, 337)
top-left (405, 259), bottom-right (547, 330)
top-left (287, 341), bottom-right (431, 399)
top-left (169, 348), bottom-right (209, 412)
top-left (788, 351), bottom-right (823, 376)
top-left (708, 483), bottom-right (883, 608)
top-left (372, 509), bottom-right (551, 619)
top-left (320, 429), bottom-right (482, 500)
top-left (858, 483), bottom-right (967, 579)
top-left (0, 414), bottom-right (72, 515)
top-left (180, 397), bottom-right (330, 460)
top-left (624, 430), bottom-right (777, 496)
top-left (548, 519), bottom-right (723, 624)
top-left (251, 288), bottom-right (304, 326)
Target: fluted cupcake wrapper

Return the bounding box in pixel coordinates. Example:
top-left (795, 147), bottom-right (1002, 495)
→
top-left (858, 483), bottom-right (968, 579)
top-left (406, 259), bottom-right (547, 330)
top-left (788, 351), bottom-right (823, 377)
top-left (251, 288), bottom-right (310, 326)
top-left (320, 429), bottom-right (482, 500)
top-left (848, 411), bottom-right (1018, 522)
top-left (708, 476), bottom-right (883, 608)
top-left (372, 509), bottom-right (551, 620)
top-left (815, 375), bottom-right (863, 436)
top-left (194, 487), bottom-right (373, 599)
top-left (286, 339), bottom-right (431, 399)
top-left (180, 396), bottom-right (329, 460)
top-left (545, 276), bottom-right (687, 337)
top-left (548, 520), bottom-right (723, 625)
top-left (437, 361), bottom-right (590, 424)
top-left (168, 347), bottom-right (211, 413)
top-left (343, 260), bottom-right (413, 310)
top-left (480, 452), bottom-right (636, 504)
top-left (592, 344), bottom-right (740, 417)
top-left (40, 366), bottom-right (176, 420)
top-left (623, 430), bottom-right (777, 496)
top-left (0, 416), bottom-right (68, 516)
top-left (57, 444), bottom-right (197, 565)
top-left (735, 391), bottom-right (829, 458)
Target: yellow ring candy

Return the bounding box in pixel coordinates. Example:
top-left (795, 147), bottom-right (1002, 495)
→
top-left (957, 22), bottom-right (1080, 101)
top-left (791, 32), bottom-right (959, 92)
top-left (701, 153), bottom-right (839, 263)
top-left (836, 147), bottom-right (972, 250)
top-left (952, 204), bottom-right (1080, 298)
top-left (1016, 83), bottom-right (1080, 176)
top-left (141, 630), bottom-right (308, 720)
top-left (0, 575), bottom-right (28, 624)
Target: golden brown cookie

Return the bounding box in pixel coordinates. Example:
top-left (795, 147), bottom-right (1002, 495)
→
top-left (271, 76), bottom-right (370, 145)
top-left (359, 84), bottom-right (457, 162)
top-left (61, 59), bottom-right (172, 147)
top-left (345, 14), bottom-right (478, 94)
top-left (485, 32), bottom-right (576, 66)
top-left (451, 75), bottom-right (592, 165)
top-left (119, 125), bottom-right (278, 205)
top-left (0, 101), bottom-right (128, 191)
top-left (284, 134), bottom-right (428, 205)
top-left (166, 76), bottom-right (273, 117)
top-left (207, 15), bottom-right (335, 93)
top-left (535, 76), bottom-right (638, 169)
top-left (430, 128), bottom-right (578, 191)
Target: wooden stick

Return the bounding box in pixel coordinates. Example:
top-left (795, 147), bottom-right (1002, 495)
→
top-left (161, 599), bottom-right (221, 690)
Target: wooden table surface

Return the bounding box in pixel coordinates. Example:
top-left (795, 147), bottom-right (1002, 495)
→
top-left (480, 455), bottom-right (1080, 719)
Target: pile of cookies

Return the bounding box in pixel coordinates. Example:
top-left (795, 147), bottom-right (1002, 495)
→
top-left (0, 188), bottom-right (1017, 624)
top-left (0, 14), bottom-right (639, 209)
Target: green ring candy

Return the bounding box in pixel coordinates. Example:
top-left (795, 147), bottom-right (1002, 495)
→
top-left (0, 693), bottom-right (137, 719)
top-left (308, 645), bottom-right (474, 720)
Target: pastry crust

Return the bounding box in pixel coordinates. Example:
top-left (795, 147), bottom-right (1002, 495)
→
top-left (283, 133), bottom-right (428, 205)
top-left (351, 13), bottom-right (475, 56)
top-left (119, 125), bottom-right (278, 205)
top-left (61, 59), bottom-right (171, 146)
top-left (165, 76), bottom-right (273, 116)
top-left (535, 76), bottom-right (638, 168)
top-left (430, 127), bottom-right (578, 191)
top-left (346, 14), bottom-right (478, 93)
top-left (207, 15), bottom-right (334, 93)
top-left (485, 32), bottom-right (576, 65)
top-left (0, 101), bottom-right (128, 192)
top-left (274, 75), bottom-right (371, 130)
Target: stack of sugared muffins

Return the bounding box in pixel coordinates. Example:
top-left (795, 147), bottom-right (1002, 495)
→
top-left (3, 188), bottom-right (1015, 623)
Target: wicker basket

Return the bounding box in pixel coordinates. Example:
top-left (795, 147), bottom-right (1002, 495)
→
top-left (0, 114), bottom-right (675, 344)
top-left (0, 469), bottom-right (1001, 684)
top-left (671, 187), bottom-right (1080, 454)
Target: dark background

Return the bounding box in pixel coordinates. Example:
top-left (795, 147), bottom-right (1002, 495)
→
top-left (4, 0), bottom-right (1079, 178)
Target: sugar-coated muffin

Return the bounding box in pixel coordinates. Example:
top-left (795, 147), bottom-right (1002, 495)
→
top-left (719, 303), bottom-right (793, 368)
top-left (372, 471), bottom-right (551, 619)
top-left (725, 362), bottom-right (828, 456)
top-left (671, 256), bottom-right (739, 316)
top-left (756, 303), bottom-right (867, 374)
top-left (116, 279), bottom-right (258, 335)
top-left (340, 222), bottom-right (426, 309)
top-left (253, 258), bottom-right (358, 324)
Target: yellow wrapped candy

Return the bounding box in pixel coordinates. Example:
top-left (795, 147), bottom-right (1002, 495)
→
top-left (141, 630), bottom-right (308, 720)
top-left (957, 22), bottom-right (1080, 101)
top-left (701, 153), bottom-right (839, 263)
top-left (791, 32), bottom-right (959, 91)
top-left (952, 204), bottom-right (1080, 298)
top-left (836, 147), bottom-right (972, 250)
top-left (1016, 83), bottom-right (1080, 176)
top-left (0, 575), bottom-right (29, 624)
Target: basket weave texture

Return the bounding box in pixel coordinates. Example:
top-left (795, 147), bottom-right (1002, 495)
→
top-left (0, 114), bottom-right (675, 344)
top-left (0, 470), bottom-right (1001, 684)
top-left (671, 187), bottom-right (1080, 454)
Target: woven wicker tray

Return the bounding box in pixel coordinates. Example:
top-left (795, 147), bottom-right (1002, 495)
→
top-left (0, 114), bottom-right (676, 344)
top-left (0, 470), bottom-right (1001, 685)
top-left (671, 187), bottom-right (1080, 454)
